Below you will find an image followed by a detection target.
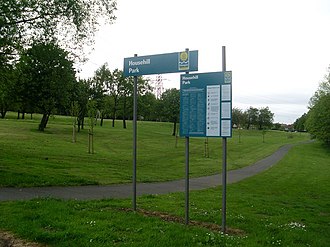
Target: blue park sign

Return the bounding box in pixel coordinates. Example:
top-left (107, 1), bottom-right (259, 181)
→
top-left (180, 71), bottom-right (233, 138)
top-left (123, 50), bottom-right (198, 76)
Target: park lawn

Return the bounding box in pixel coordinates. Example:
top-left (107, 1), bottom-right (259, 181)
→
top-left (0, 112), bottom-right (309, 187)
top-left (0, 141), bottom-right (329, 246)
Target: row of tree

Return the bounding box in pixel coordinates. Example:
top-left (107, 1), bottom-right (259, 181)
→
top-left (1, 44), bottom-right (277, 135)
top-left (294, 67), bottom-right (330, 144)
top-left (0, 45), bottom-right (182, 134)
top-left (232, 106), bottom-right (274, 130)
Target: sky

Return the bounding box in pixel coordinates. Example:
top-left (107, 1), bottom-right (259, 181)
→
top-left (77, 0), bottom-right (330, 124)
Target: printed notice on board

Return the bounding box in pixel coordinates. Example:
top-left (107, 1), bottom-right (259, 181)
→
top-left (221, 102), bottom-right (231, 119)
top-left (206, 85), bottom-right (220, 136)
top-left (221, 120), bottom-right (231, 137)
top-left (221, 84), bottom-right (231, 101)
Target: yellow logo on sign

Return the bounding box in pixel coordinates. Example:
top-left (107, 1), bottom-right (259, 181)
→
top-left (178, 51), bottom-right (189, 71)
top-left (180, 51), bottom-right (188, 62)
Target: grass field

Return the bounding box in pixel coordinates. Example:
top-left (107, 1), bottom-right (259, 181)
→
top-left (0, 112), bottom-right (309, 187)
top-left (0, 141), bottom-right (329, 246)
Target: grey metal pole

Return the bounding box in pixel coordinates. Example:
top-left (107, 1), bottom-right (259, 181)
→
top-left (185, 48), bottom-right (190, 225)
top-left (185, 136), bottom-right (189, 225)
top-left (133, 54), bottom-right (138, 211)
top-left (221, 46), bottom-right (227, 233)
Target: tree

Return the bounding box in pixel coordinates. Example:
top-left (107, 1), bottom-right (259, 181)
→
top-left (0, 64), bottom-right (16, 118)
top-left (17, 42), bottom-right (76, 131)
top-left (306, 94), bottom-right (330, 144)
top-left (257, 107), bottom-right (274, 130)
top-left (245, 107), bottom-right (259, 129)
top-left (73, 79), bottom-right (90, 132)
top-left (306, 68), bottom-right (330, 144)
top-left (118, 75), bottom-right (133, 129)
top-left (293, 113), bottom-right (308, 132)
top-left (91, 63), bottom-right (113, 126)
top-left (117, 73), bottom-right (151, 128)
top-left (232, 107), bottom-right (244, 128)
top-left (309, 66), bottom-right (330, 107)
top-left (139, 92), bottom-right (158, 121)
top-left (272, 122), bottom-right (282, 130)
top-left (1, 0), bottom-right (117, 62)
top-left (160, 88), bottom-right (180, 136)
top-left (110, 69), bottom-right (123, 127)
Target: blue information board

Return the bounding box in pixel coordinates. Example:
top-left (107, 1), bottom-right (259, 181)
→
top-left (180, 71), bottom-right (232, 137)
top-left (123, 50), bottom-right (198, 76)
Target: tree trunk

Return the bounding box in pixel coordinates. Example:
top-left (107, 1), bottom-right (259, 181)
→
top-left (100, 113), bottom-right (104, 127)
top-left (38, 113), bottom-right (49, 131)
top-left (0, 110), bottom-right (6, 119)
top-left (17, 111), bottom-right (20, 119)
top-left (22, 112), bottom-right (25, 119)
top-left (172, 121), bottom-right (177, 136)
top-left (123, 99), bottom-right (127, 129)
top-left (112, 108), bottom-right (116, 127)
top-left (77, 113), bottom-right (85, 132)
top-left (112, 96), bottom-right (118, 127)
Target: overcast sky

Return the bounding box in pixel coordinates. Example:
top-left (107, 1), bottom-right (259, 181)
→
top-left (78, 0), bottom-right (330, 124)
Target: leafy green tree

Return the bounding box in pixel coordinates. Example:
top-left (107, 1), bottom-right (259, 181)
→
top-left (1, 0), bottom-right (117, 62)
top-left (306, 94), bottom-right (330, 144)
top-left (73, 79), bottom-right (91, 132)
top-left (91, 63), bottom-right (113, 126)
top-left (110, 69), bottom-right (122, 127)
top-left (245, 107), bottom-right (259, 129)
top-left (272, 122), bottom-right (282, 130)
top-left (232, 107), bottom-right (244, 128)
top-left (160, 88), bottom-right (180, 136)
top-left (293, 113), bottom-right (308, 132)
top-left (138, 92), bottom-right (158, 121)
top-left (17, 42), bottom-right (76, 131)
top-left (117, 73), bottom-right (151, 128)
top-left (0, 64), bottom-right (16, 118)
top-left (306, 68), bottom-right (330, 144)
top-left (118, 76), bottom-right (133, 129)
top-left (309, 66), bottom-right (330, 107)
top-left (257, 107), bottom-right (274, 130)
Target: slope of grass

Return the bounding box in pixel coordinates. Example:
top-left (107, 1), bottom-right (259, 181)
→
top-left (0, 112), bottom-right (309, 187)
top-left (0, 141), bottom-right (329, 246)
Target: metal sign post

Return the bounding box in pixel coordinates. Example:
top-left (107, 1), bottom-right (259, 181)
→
top-left (184, 49), bottom-right (190, 225)
top-left (221, 46), bottom-right (227, 233)
top-left (133, 54), bottom-right (138, 211)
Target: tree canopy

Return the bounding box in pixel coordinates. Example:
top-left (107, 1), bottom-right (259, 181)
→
top-left (0, 0), bottom-right (117, 62)
top-left (17, 42), bottom-right (76, 131)
top-left (306, 67), bottom-right (330, 144)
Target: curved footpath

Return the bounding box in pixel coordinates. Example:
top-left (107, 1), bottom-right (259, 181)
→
top-left (0, 142), bottom-right (308, 202)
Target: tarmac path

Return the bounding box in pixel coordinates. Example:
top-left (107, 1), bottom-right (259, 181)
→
top-left (0, 143), bottom-right (301, 202)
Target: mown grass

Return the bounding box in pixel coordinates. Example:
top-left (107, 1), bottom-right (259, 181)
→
top-left (0, 112), bottom-right (309, 187)
top-left (0, 141), bottom-right (329, 246)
